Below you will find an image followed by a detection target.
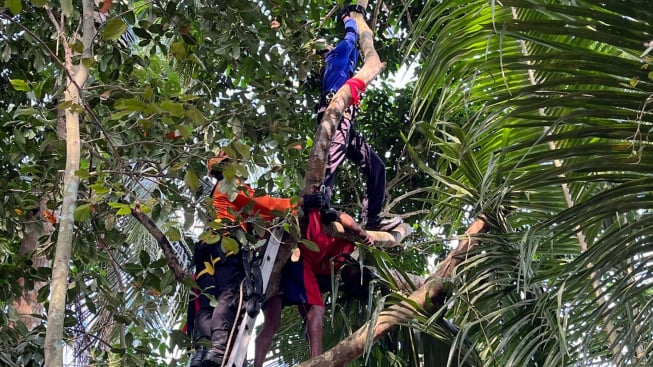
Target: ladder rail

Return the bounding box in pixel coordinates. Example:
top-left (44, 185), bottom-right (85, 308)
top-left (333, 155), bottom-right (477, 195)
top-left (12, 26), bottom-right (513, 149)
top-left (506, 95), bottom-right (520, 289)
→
top-left (225, 226), bottom-right (284, 367)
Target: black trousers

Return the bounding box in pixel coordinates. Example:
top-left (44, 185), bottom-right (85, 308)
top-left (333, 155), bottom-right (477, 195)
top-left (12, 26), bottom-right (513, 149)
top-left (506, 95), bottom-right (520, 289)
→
top-left (192, 241), bottom-right (219, 343)
top-left (316, 104), bottom-right (386, 223)
top-left (192, 239), bottom-right (247, 351)
top-left (210, 252), bottom-right (245, 334)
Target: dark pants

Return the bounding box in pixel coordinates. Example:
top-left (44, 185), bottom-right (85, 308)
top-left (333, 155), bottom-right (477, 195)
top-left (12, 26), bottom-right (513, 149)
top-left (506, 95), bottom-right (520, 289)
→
top-left (318, 104), bottom-right (386, 222)
top-left (192, 241), bottom-right (246, 350)
top-left (191, 241), bottom-right (218, 345)
top-left (210, 253), bottom-right (245, 334)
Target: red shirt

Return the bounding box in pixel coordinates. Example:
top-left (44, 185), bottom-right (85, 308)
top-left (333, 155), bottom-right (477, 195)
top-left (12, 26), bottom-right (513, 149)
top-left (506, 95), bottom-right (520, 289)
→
top-left (302, 209), bottom-right (355, 276)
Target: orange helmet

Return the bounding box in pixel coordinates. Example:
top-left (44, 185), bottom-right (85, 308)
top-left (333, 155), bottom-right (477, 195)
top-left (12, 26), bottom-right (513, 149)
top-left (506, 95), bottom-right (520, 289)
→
top-left (207, 150), bottom-right (230, 172)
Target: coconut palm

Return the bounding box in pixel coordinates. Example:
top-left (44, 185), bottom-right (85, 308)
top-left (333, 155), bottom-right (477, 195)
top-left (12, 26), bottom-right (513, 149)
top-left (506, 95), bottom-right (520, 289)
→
top-left (400, 0), bottom-right (653, 366)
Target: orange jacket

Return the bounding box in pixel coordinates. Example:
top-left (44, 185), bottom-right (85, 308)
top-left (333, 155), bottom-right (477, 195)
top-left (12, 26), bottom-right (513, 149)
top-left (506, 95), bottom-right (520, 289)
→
top-left (211, 181), bottom-right (294, 225)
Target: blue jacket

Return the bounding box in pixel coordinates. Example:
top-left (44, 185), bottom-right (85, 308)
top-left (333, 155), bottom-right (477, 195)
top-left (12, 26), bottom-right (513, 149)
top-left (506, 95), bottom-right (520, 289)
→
top-left (321, 18), bottom-right (359, 95)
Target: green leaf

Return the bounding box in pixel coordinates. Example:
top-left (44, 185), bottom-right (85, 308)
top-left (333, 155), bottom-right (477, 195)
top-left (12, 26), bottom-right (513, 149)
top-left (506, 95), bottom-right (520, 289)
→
top-left (101, 18), bottom-right (128, 41)
top-left (198, 230), bottom-right (221, 244)
top-left (13, 129), bottom-right (25, 146)
top-left (139, 250), bottom-right (150, 268)
top-left (109, 202), bottom-right (132, 216)
top-left (85, 296), bottom-right (97, 314)
top-left (75, 169), bottom-right (91, 179)
top-left (60, 0), bottom-right (72, 17)
top-left (114, 98), bottom-right (147, 111)
top-left (184, 169), bottom-right (199, 191)
top-left (81, 57), bottom-right (95, 68)
top-left (13, 107), bottom-right (38, 117)
top-left (89, 183), bottom-right (110, 195)
top-left (221, 237), bottom-right (240, 256)
top-left (37, 284), bottom-right (50, 303)
top-left (7, 0), bottom-right (22, 15)
top-left (71, 39), bottom-right (84, 54)
top-left (132, 27), bottom-right (152, 39)
top-left (299, 239), bottom-right (320, 252)
top-left (160, 100), bottom-right (185, 117)
top-left (9, 79), bottom-right (30, 92)
top-left (165, 228), bottom-right (181, 242)
top-left (74, 203), bottom-right (92, 222)
top-left (186, 107), bottom-right (206, 125)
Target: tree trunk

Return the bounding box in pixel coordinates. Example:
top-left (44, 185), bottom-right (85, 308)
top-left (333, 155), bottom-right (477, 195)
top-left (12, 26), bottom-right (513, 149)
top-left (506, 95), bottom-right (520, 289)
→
top-left (43, 1), bottom-right (93, 365)
top-left (12, 200), bottom-right (53, 330)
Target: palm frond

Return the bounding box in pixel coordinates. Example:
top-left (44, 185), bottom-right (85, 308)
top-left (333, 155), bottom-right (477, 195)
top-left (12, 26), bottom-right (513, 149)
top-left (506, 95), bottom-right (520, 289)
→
top-left (405, 0), bottom-right (653, 365)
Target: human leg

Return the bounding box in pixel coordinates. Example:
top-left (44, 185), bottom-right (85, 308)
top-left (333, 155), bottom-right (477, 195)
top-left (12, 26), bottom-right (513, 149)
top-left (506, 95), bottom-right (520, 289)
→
top-left (203, 254), bottom-right (246, 367)
top-left (191, 274), bottom-right (215, 367)
top-left (347, 131), bottom-right (402, 231)
top-left (191, 242), bottom-right (218, 367)
top-left (202, 288), bottom-right (239, 367)
top-left (304, 304), bottom-right (326, 357)
top-left (254, 296), bottom-right (283, 367)
top-left (323, 115), bottom-right (353, 192)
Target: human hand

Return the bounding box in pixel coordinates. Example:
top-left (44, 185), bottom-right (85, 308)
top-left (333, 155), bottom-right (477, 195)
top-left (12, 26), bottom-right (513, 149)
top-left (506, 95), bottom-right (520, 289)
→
top-left (358, 230), bottom-right (374, 246)
top-left (348, 5), bottom-right (367, 18)
top-left (338, 6), bottom-right (350, 21)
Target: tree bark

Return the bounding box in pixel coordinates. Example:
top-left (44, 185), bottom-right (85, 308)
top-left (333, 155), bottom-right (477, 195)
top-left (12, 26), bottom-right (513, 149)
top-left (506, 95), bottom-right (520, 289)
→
top-left (12, 202), bottom-right (52, 330)
top-left (296, 217), bottom-right (488, 367)
top-left (43, 1), bottom-right (93, 366)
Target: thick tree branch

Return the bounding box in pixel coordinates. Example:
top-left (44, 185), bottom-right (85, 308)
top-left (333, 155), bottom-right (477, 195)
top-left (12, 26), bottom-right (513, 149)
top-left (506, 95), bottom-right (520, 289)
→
top-left (296, 216), bottom-right (488, 367)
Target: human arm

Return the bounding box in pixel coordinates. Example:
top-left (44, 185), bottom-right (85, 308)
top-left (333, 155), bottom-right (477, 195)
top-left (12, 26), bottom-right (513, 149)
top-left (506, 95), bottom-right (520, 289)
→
top-left (337, 212), bottom-right (374, 246)
top-left (327, 18), bottom-right (358, 60)
top-left (216, 183), bottom-right (294, 222)
top-left (235, 186), bottom-right (295, 220)
top-left (250, 194), bottom-right (295, 219)
top-left (322, 18), bottom-right (359, 93)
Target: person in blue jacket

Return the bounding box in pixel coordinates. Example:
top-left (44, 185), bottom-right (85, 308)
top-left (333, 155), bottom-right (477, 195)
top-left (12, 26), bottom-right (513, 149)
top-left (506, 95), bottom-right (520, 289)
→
top-left (315, 6), bottom-right (402, 232)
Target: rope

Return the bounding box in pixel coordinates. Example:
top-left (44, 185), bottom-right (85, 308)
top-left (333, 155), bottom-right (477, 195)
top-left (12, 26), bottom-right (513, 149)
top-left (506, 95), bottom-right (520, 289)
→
top-left (221, 279), bottom-right (246, 367)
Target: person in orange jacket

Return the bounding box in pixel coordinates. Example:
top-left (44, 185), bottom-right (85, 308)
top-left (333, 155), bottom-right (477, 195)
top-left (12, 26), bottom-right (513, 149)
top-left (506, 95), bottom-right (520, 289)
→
top-left (191, 150), bottom-right (296, 367)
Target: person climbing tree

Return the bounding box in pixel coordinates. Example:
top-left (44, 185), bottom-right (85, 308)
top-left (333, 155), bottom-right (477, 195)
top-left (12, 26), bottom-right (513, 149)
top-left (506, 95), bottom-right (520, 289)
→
top-left (195, 150), bottom-right (296, 367)
top-left (253, 192), bottom-right (374, 367)
top-left (314, 5), bottom-right (402, 232)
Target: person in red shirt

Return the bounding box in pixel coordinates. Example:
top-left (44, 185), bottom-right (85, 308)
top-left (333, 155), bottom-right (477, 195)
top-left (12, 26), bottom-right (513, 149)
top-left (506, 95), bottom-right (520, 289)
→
top-left (192, 151), bottom-right (296, 367)
top-left (253, 196), bottom-right (373, 367)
